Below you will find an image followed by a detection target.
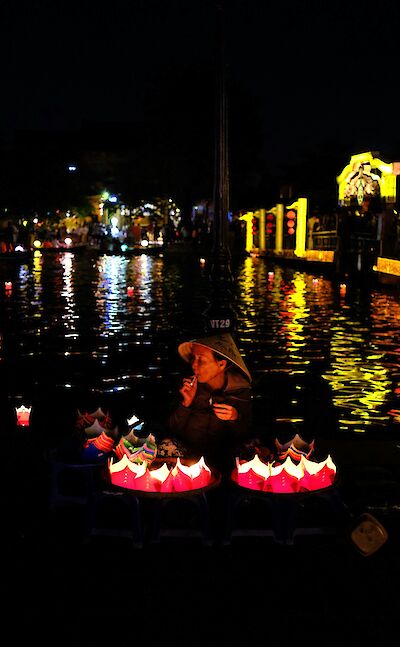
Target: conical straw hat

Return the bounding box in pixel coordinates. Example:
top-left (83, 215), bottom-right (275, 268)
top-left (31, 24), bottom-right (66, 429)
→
top-left (178, 333), bottom-right (251, 382)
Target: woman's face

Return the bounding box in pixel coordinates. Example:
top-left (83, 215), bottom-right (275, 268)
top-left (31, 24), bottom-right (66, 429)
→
top-left (190, 344), bottom-right (226, 384)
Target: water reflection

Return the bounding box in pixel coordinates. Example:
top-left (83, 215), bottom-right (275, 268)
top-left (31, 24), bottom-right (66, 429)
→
top-left (0, 251), bottom-right (399, 440)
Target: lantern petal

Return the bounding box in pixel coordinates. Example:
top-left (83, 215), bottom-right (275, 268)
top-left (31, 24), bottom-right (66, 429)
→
top-left (275, 434), bottom-right (315, 462)
top-left (85, 418), bottom-right (107, 437)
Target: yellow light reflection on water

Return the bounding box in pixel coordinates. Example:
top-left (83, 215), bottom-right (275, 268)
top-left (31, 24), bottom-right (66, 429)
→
top-left (281, 273), bottom-right (309, 356)
top-left (322, 314), bottom-right (392, 431)
top-left (237, 259), bottom-right (399, 433)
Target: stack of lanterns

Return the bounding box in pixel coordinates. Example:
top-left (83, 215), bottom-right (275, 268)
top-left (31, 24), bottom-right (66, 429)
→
top-left (113, 413), bottom-right (157, 465)
top-left (77, 407), bottom-right (118, 462)
top-left (108, 412), bottom-right (213, 493)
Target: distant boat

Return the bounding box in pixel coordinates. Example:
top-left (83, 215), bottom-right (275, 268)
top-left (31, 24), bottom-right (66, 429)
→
top-left (34, 241), bottom-right (88, 254)
top-left (92, 239), bottom-right (164, 256)
top-left (0, 246), bottom-right (33, 262)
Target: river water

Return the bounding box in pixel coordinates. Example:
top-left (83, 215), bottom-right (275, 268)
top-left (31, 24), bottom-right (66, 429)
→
top-left (1, 248), bottom-right (400, 451)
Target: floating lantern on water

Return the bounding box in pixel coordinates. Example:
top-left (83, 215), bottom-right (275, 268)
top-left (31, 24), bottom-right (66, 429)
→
top-left (15, 404), bottom-right (32, 427)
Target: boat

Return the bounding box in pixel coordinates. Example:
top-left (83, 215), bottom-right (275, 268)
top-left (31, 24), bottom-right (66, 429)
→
top-left (0, 247), bottom-right (33, 262)
top-left (93, 239), bottom-right (165, 256)
top-left (34, 241), bottom-right (88, 254)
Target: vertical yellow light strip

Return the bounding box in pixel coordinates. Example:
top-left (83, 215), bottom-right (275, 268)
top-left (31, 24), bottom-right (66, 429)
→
top-left (239, 211), bottom-right (254, 252)
top-left (295, 197), bottom-right (307, 257)
top-left (275, 203), bottom-right (284, 253)
top-left (259, 208), bottom-right (266, 251)
top-left (381, 174), bottom-right (397, 202)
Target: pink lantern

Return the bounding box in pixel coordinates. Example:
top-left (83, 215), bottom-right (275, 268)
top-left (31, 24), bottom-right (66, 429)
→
top-left (299, 455), bottom-right (337, 491)
top-left (15, 404), bottom-right (32, 427)
top-left (171, 457), bottom-right (212, 492)
top-left (149, 463), bottom-right (171, 490)
top-left (171, 460), bottom-right (193, 492)
top-left (132, 467), bottom-right (159, 492)
top-left (188, 457), bottom-right (212, 489)
top-left (269, 457), bottom-right (303, 493)
top-left (109, 455), bottom-right (143, 490)
top-left (158, 470), bottom-right (175, 493)
top-left (236, 455), bottom-right (270, 491)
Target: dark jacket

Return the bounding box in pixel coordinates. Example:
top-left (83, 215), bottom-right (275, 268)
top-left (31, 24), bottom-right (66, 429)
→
top-left (168, 369), bottom-right (252, 471)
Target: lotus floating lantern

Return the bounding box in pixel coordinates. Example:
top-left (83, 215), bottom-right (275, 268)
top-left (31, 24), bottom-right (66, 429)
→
top-left (269, 458), bottom-right (304, 493)
top-left (299, 455), bottom-right (337, 491)
top-left (15, 404), bottom-right (32, 427)
top-left (109, 455), bottom-right (213, 493)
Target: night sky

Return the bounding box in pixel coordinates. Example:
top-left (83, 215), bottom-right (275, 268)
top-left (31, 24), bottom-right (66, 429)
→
top-left (2, 0), bottom-right (400, 212)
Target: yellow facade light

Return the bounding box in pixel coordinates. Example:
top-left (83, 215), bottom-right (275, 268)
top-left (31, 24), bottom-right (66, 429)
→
top-left (337, 151), bottom-right (397, 204)
top-left (239, 211), bottom-right (255, 252)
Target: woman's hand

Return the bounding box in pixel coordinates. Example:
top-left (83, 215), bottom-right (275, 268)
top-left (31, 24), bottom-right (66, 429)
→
top-left (179, 375), bottom-right (197, 407)
top-left (212, 402), bottom-right (238, 421)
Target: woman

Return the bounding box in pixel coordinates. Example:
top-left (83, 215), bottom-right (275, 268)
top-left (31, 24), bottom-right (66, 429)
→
top-left (162, 333), bottom-right (252, 472)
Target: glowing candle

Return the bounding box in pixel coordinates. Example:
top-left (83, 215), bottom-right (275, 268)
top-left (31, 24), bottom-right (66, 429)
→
top-left (15, 405), bottom-right (32, 427)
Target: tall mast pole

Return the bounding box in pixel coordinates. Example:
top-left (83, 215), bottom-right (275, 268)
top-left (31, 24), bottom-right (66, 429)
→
top-left (203, 0), bottom-right (237, 334)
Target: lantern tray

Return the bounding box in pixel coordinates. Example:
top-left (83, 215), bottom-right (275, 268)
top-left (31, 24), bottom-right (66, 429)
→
top-left (230, 467), bottom-right (338, 497)
top-left (106, 458), bottom-right (222, 498)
